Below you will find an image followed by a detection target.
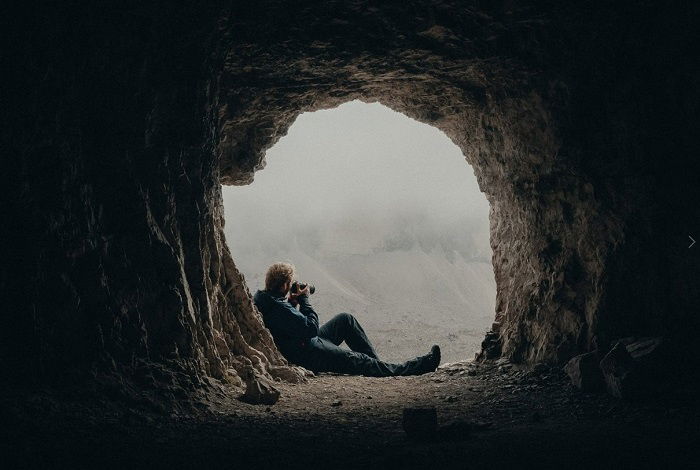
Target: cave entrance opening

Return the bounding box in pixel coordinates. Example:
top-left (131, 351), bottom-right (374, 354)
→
top-left (222, 100), bottom-right (495, 364)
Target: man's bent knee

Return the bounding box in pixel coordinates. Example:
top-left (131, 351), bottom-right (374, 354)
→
top-left (334, 312), bottom-right (354, 323)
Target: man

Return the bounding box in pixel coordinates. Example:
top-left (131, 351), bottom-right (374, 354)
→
top-left (253, 262), bottom-right (441, 377)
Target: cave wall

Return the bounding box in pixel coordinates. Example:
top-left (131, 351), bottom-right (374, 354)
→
top-left (1, 2), bottom-right (305, 391)
top-left (1, 1), bottom-right (698, 390)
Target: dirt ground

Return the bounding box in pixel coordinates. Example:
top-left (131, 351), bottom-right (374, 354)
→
top-left (2, 360), bottom-right (698, 469)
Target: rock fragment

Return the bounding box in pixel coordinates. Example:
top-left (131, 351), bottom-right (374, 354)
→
top-left (599, 337), bottom-right (665, 399)
top-left (240, 371), bottom-right (281, 405)
top-left (564, 351), bottom-right (605, 392)
top-left (599, 342), bottom-right (637, 398)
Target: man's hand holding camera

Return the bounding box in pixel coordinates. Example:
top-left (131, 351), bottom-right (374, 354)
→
top-left (290, 284), bottom-right (311, 299)
top-left (288, 281), bottom-right (314, 308)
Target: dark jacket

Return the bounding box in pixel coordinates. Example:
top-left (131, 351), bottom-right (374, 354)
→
top-left (253, 289), bottom-right (319, 359)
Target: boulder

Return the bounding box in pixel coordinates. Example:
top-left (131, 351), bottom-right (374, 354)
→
top-left (564, 351), bottom-right (605, 392)
top-left (599, 337), bottom-right (666, 399)
top-left (626, 337), bottom-right (666, 370)
top-left (477, 331), bottom-right (502, 361)
top-left (599, 342), bottom-right (636, 398)
top-left (240, 372), bottom-right (281, 405)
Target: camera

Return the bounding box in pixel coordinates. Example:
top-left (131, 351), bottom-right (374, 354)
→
top-left (290, 281), bottom-right (316, 295)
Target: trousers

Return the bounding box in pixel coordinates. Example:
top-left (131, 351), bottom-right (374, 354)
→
top-left (291, 312), bottom-right (431, 377)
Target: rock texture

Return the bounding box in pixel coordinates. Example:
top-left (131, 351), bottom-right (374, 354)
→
top-left (1, 1), bottom-right (699, 394)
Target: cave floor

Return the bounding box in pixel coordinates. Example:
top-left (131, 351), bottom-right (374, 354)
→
top-left (3, 361), bottom-right (698, 469)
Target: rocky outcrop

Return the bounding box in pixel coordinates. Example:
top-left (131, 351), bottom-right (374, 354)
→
top-left (1, 2), bottom-right (307, 394)
top-left (2, 1), bottom-right (698, 395)
top-left (565, 337), bottom-right (670, 399)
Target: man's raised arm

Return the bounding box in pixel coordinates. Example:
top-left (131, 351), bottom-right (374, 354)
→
top-left (255, 291), bottom-right (319, 339)
top-left (296, 294), bottom-right (319, 334)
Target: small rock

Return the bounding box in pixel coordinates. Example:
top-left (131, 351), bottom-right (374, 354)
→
top-left (599, 337), bottom-right (666, 399)
top-left (564, 351), bottom-right (605, 392)
top-left (599, 342), bottom-right (636, 398)
top-left (331, 400), bottom-right (342, 407)
top-left (239, 370), bottom-right (281, 405)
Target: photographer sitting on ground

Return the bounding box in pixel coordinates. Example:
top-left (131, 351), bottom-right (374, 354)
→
top-left (253, 262), bottom-right (441, 376)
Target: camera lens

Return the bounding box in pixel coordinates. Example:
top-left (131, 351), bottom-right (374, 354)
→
top-left (291, 281), bottom-right (315, 295)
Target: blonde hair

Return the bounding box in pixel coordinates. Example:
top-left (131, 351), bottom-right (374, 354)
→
top-left (264, 262), bottom-right (295, 292)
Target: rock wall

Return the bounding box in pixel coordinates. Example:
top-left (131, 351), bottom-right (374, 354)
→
top-left (1, 1), bottom-right (698, 392)
top-left (1, 2), bottom-right (306, 393)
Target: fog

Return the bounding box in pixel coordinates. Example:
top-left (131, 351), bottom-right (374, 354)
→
top-left (222, 100), bottom-right (495, 362)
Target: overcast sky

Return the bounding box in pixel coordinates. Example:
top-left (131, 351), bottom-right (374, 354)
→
top-left (222, 100), bottom-right (490, 253)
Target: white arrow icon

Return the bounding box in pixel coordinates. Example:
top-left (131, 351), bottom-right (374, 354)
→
top-left (690, 236), bottom-right (696, 249)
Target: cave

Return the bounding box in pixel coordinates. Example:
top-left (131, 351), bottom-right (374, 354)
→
top-left (2, 1), bottom-right (699, 467)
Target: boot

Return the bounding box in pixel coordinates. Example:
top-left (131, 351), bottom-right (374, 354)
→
top-left (398, 345), bottom-right (441, 376)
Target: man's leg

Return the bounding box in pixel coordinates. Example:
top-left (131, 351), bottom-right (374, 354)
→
top-left (317, 312), bottom-right (379, 359)
top-left (297, 337), bottom-right (439, 377)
